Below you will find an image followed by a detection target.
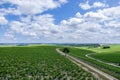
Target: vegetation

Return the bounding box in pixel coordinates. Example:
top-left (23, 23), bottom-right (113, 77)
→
top-left (0, 46), bottom-right (96, 80)
top-left (90, 52), bottom-right (120, 63)
top-left (55, 43), bottom-right (100, 48)
top-left (64, 46), bottom-right (120, 79)
top-left (101, 46), bottom-right (110, 49)
top-left (62, 48), bottom-right (70, 53)
top-left (87, 44), bottom-right (120, 63)
top-left (87, 44), bottom-right (120, 53)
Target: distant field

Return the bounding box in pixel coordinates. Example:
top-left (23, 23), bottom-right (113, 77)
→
top-left (0, 46), bottom-right (95, 80)
top-left (91, 52), bottom-right (120, 63)
top-left (0, 45), bottom-right (16, 47)
top-left (88, 44), bottom-right (120, 63)
top-left (75, 44), bottom-right (120, 63)
top-left (65, 45), bottom-right (120, 79)
top-left (89, 44), bottom-right (120, 52)
top-left (27, 44), bottom-right (50, 46)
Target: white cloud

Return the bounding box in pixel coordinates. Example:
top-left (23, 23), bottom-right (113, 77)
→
top-left (4, 31), bottom-right (16, 40)
top-left (105, 21), bottom-right (120, 28)
top-left (93, 2), bottom-right (106, 8)
top-left (0, 15), bottom-right (8, 25)
top-left (59, 6), bottom-right (120, 42)
top-left (5, 5), bottom-right (120, 43)
top-left (98, 6), bottom-right (120, 17)
top-left (0, 8), bottom-right (21, 16)
top-left (79, 1), bottom-right (107, 10)
top-left (79, 1), bottom-right (91, 10)
top-left (1, 0), bottom-right (67, 15)
top-left (75, 12), bottom-right (82, 17)
top-left (4, 33), bottom-right (15, 39)
top-left (1, 0), bottom-right (120, 43)
top-left (6, 14), bottom-right (62, 39)
top-left (84, 11), bottom-right (108, 22)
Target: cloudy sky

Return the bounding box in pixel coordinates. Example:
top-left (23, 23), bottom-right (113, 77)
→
top-left (0, 0), bottom-right (120, 43)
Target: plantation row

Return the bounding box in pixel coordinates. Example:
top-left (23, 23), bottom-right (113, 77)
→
top-left (66, 47), bottom-right (120, 79)
top-left (0, 46), bottom-right (96, 80)
top-left (88, 44), bottom-right (120, 64)
top-left (90, 51), bottom-right (120, 64)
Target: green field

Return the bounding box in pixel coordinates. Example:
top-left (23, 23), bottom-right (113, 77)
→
top-left (64, 45), bottom-right (120, 79)
top-left (89, 44), bottom-right (120, 63)
top-left (0, 46), bottom-right (95, 80)
top-left (89, 44), bottom-right (120, 52)
top-left (90, 52), bottom-right (120, 63)
top-left (74, 44), bottom-right (120, 63)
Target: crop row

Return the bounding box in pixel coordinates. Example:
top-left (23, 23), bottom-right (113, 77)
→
top-left (90, 52), bottom-right (120, 63)
top-left (66, 47), bottom-right (120, 79)
top-left (0, 46), bottom-right (96, 80)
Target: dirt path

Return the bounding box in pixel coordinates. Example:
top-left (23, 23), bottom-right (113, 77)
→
top-left (85, 53), bottom-right (120, 68)
top-left (56, 48), bottom-right (118, 80)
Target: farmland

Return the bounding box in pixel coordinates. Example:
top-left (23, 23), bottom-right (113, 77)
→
top-left (89, 44), bottom-right (120, 65)
top-left (90, 52), bottom-right (120, 63)
top-left (65, 44), bottom-right (120, 79)
top-left (0, 46), bottom-right (96, 80)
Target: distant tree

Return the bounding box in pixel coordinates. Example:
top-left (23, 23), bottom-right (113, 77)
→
top-left (63, 48), bottom-right (70, 53)
top-left (118, 63), bottom-right (120, 66)
top-left (102, 46), bottom-right (110, 49)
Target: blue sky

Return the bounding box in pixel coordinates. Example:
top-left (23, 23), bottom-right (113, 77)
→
top-left (0, 0), bottom-right (120, 43)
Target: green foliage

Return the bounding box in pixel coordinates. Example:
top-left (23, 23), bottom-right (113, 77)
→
top-left (91, 52), bottom-right (120, 63)
top-left (0, 46), bottom-right (95, 80)
top-left (63, 48), bottom-right (70, 53)
top-left (88, 44), bottom-right (120, 53)
top-left (102, 46), bottom-right (110, 49)
top-left (66, 47), bottom-right (120, 79)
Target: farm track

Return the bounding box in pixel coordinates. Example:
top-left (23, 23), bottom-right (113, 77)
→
top-left (56, 48), bottom-right (118, 80)
top-left (85, 53), bottom-right (120, 68)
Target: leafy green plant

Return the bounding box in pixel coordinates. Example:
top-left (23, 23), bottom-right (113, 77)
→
top-left (0, 46), bottom-right (96, 80)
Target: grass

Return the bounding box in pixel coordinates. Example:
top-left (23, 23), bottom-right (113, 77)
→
top-left (85, 44), bottom-right (120, 63)
top-left (90, 52), bottom-right (120, 63)
top-left (0, 46), bottom-right (96, 80)
top-left (76, 44), bottom-right (120, 63)
top-left (88, 44), bottom-right (120, 52)
top-left (27, 44), bottom-right (50, 46)
top-left (63, 46), bottom-right (120, 79)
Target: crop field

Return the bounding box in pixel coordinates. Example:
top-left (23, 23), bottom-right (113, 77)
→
top-left (89, 44), bottom-right (120, 52)
top-left (89, 44), bottom-right (120, 63)
top-left (0, 46), bottom-right (96, 80)
top-left (90, 52), bottom-right (120, 63)
top-left (65, 46), bottom-right (120, 79)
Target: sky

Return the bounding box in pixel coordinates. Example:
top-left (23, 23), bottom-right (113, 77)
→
top-left (0, 0), bottom-right (120, 43)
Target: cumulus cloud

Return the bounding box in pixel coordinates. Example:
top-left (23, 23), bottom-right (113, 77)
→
top-left (5, 5), bottom-right (120, 43)
top-left (79, 1), bottom-right (91, 10)
top-left (79, 1), bottom-right (107, 10)
top-left (4, 32), bottom-right (15, 39)
top-left (0, 15), bottom-right (8, 25)
top-left (1, 0), bottom-right (120, 43)
top-left (92, 2), bottom-right (106, 8)
top-left (0, 0), bottom-right (68, 41)
top-left (84, 11), bottom-right (108, 22)
top-left (59, 6), bottom-right (120, 42)
top-left (105, 21), bottom-right (120, 28)
top-left (0, 0), bottom-right (67, 15)
top-left (98, 6), bottom-right (120, 17)
top-left (6, 14), bottom-right (63, 40)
